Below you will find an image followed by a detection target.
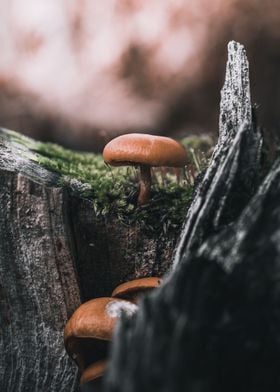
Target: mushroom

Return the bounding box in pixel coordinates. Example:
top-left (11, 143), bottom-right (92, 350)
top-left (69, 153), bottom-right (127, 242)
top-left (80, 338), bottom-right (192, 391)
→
top-left (103, 133), bottom-right (188, 205)
top-left (64, 297), bottom-right (138, 385)
top-left (112, 277), bottom-right (162, 303)
top-left (80, 359), bottom-right (106, 392)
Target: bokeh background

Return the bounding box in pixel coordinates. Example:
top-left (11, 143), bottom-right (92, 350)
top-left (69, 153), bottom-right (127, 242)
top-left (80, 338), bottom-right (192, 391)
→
top-left (0, 0), bottom-right (279, 151)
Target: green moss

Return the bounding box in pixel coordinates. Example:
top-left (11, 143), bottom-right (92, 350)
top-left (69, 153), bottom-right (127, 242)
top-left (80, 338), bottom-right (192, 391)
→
top-left (181, 134), bottom-right (214, 170)
top-left (181, 134), bottom-right (214, 152)
top-left (5, 129), bottom-right (212, 235)
top-left (5, 128), bottom-right (37, 148)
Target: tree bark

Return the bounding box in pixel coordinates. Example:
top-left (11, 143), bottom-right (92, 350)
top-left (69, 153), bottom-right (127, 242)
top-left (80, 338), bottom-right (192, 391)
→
top-left (104, 41), bottom-right (280, 392)
top-left (0, 129), bottom-right (181, 391)
top-left (173, 40), bottom-right (262, 266)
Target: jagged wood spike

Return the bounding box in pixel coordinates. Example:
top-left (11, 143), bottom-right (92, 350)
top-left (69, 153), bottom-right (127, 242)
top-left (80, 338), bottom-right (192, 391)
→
top-left (178, 120), bottom-right (262, 267)
top-left (173, 41), bottom-right (261, 267)
top-left (197, 155), bottom-right (280, 273)
top-left (219, 41), bottom-right (252, 143)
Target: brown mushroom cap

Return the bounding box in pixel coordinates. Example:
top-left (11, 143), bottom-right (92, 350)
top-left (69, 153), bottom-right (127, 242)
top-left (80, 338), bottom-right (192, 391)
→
top-left (80, 359), bottom-right (107, 385)
top-left (64, 297), bottom-right (138, 371)
top-left (103, 133), bottom-right (187, 167)
top-left (112, 277), bottom-right (162, 302)
top-left (65, 298), bottom-right (118, 343)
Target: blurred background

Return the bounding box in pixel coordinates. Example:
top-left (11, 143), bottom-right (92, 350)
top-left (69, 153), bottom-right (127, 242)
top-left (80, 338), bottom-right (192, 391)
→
top-left (0, 0), bottom-right (280, 151)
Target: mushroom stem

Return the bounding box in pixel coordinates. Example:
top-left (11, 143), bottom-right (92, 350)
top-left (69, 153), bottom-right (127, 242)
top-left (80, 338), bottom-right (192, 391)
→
top-left (138, 164), bottom-right (151, 205)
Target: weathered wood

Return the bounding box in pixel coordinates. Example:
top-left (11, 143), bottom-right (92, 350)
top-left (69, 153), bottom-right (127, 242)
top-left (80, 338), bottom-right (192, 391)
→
top-left (0, 128), bottom-right (184, 391)
top-left (0, 170), bottom-right (80, 391)
top-left (105, 158), bottom-right (280, 392)
top-left (104, 41), bottom-right (277, 392)
top-left (69, 196), bottom-right (178, 301)
top-left (173, 41), bottom-right (262, 267)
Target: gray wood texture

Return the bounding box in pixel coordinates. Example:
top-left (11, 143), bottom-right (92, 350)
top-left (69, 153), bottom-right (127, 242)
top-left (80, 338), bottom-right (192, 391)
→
top-left (173, 41), bottom-right (262, 267)
top-left (0, 129), bottom-right (178, 391)
top-left (0, 165), bottom-right (80, 391)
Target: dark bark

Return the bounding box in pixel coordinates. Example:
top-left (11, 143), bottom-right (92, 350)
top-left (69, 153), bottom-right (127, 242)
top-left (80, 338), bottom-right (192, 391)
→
top-left (173, 40), bottom-right (262, 266)
top-left (103, 41), bottom-right (280, 392)
top-left (0, 130), bottom-right (178, 391)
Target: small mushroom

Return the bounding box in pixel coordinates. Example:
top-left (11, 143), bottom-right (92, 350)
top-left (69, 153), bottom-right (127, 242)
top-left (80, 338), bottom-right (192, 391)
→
top-left (112, 277), bottom-right (162, 303)
top-left (64, 297), bottom-right (138, 384)
top-left (103, 133), bottom-right (188, 205)
top-left (80, 359), bottom-right (106, 392)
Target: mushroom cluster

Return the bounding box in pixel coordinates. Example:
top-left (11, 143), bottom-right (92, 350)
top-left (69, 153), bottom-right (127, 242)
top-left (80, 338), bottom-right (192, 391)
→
top-left (103, 133), bottom-right (188, 205)
top-left (64, 278), bottom-right (162, 390)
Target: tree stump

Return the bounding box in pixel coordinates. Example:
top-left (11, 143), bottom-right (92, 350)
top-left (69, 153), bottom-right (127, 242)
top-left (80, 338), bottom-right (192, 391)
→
top-left (0, 127), bottom-right (197, 391)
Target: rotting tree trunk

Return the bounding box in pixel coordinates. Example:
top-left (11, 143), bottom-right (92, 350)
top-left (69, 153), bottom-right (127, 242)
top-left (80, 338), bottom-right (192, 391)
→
top-left (103, 41), bottom-right (280, 392)
top-left (0, 129), bottom-right (182, 392)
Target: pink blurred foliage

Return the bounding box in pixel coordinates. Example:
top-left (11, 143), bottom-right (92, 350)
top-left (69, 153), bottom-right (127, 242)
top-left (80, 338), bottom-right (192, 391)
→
top-left (0, 0), bottom-right (280, 150)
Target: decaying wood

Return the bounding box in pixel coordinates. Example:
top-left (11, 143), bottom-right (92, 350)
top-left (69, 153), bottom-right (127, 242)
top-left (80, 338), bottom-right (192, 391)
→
top-left (103, 41), bottom-right (280, 392)
top-left (0, 167), bottom-right (80, 391)
top-left (0, 130), bottom-right (178, 391)
top-left (173, 41), bottom-right (262, 266)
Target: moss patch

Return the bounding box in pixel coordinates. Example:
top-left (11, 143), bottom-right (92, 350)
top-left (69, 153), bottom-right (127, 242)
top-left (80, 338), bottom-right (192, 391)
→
top-left (5, 129), bottom-right (213, 235)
